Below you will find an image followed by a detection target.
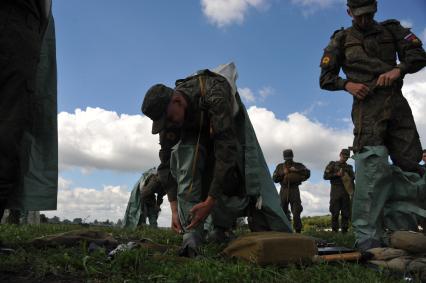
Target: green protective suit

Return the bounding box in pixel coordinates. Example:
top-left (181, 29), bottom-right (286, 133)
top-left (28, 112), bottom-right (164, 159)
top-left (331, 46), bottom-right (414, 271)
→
top-left (352, 146), bottom-right (426, 248)
top-left (1, 6), bottom-right (58, 212)
top-left (122, 169), bottom-right (158, 229)
top-left (170, 70), bottom-right (292, 237)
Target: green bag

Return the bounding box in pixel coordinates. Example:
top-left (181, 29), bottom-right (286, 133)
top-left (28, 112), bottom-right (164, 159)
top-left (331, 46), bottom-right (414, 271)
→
top-left (222, 232), bottom-right (317, 265)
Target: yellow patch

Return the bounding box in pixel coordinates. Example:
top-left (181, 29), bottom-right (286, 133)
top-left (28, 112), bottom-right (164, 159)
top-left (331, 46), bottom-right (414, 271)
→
top-left (322, 56), bottom-right (330, 65)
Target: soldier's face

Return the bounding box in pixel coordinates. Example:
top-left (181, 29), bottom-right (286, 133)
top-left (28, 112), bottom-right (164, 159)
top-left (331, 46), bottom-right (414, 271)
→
top-left (166, 93), bottom-right (187, 127)
top-left (422, 153), bottom-right (426, 163)
top-left (348, 9), bottom-right (375, 30)
top-left (340, 154), bottom-right (349, 162)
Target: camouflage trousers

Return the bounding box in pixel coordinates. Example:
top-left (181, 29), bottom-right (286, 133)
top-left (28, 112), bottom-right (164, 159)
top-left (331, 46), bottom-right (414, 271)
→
top-left (280, 186), bottom-right (303, 232)
top-left (0, 4), bottom-right (42, 209)
top-left (140, 203), bottom-right (159, 228)
top-left (351, 87), bottom-right (422, 173)
top-left (329, 185), bottom-right (351, 232)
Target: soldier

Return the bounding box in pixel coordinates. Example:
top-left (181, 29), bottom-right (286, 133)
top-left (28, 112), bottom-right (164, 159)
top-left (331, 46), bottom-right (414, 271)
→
top-left (323, 149), bottom-right (355, 233)
top-left (273, 149), bottom-right (310, 233)
top-left (422, 150), bottom-right (426, 168)
top-left (142, 64), bottom-right (292, 256)
top-left (319, 0), bottom-right (426, 250)
top-left (139, 173), bottom-right (166, 228)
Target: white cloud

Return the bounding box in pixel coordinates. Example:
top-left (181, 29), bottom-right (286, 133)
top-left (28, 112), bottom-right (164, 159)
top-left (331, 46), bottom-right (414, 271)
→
top-left (421, 27), bottom-right (426, 43)
top-left (400, 19), bottom-right (413, 29)
top-left (201, 0), bottom-right (268, 27)
top-left (259, 86), bottom-right (274, 100)
top-left (300, 181), bottom-right (331, 215)
top-left (290, 0), bottom-right (344, 15)
top-left (43, 176), bottom-right (172, 226)
top-left (238, 87), bottom-right (256, 103)
top-left (247, 106), bottom-right (353, 171)
top-left (59, 107), bottom-right (158, 173)
top-left (403, 68), bottom-right (426, 145)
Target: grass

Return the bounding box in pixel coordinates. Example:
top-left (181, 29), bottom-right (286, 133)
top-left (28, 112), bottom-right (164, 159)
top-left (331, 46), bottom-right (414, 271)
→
top-left (0, 217), bottom-right (412, 283)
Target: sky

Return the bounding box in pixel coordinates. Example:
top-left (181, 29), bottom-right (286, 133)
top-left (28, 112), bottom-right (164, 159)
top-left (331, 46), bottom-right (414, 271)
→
top-left (44, 0), bottom-right (426, 226)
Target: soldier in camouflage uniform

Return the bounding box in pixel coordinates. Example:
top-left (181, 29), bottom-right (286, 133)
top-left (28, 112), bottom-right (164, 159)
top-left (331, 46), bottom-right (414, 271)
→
top-left (142, 71), bottom-right (248, 255)
top-left (273, 149), bottom-right (310, 233)
top-left (139, 173), bottom-right (166, 228)
top-left (319, 0), bottom-right (426, 249)
top-left (323, 149), bottom-right (355, 233)
top-left (0, 0), bottom-right (53, 219)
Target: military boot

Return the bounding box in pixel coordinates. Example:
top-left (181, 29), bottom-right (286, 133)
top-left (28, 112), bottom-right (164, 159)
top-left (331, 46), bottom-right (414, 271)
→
top-left (178, 232), bottom-right (203, 258)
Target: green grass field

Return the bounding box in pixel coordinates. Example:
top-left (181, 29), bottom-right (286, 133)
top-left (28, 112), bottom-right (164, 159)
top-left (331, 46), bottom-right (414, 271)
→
top-left (0, 216), bottom-right (410, 283)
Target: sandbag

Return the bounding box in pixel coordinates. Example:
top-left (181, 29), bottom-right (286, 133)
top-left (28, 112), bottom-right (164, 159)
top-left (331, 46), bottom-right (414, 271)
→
top-left (390, 231), bottom-right (426, 254)
top-left (367, 247), bottom-right (408, 260)
top-left (222, 232), bottom-right (317, 265)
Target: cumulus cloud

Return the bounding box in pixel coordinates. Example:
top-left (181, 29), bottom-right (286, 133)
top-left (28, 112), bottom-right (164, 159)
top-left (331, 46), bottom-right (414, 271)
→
top-left (43, 176), bottom-right (171, 226)
top-left (259, 86), bottom-right (274, 100)
top-left (58, 107), bottom-right (158, 172)
top-left (400, 20), bottom-right (413, 29)
top-left (403, 68), bottom-right (426, 144)
top-left (290, 0), bottom-right (344, 15)
top-left (421, 27), bottom-right (426, 42)
top-left (238, 87), bottom-right (256, 103)
top-left (201, 0), bottom-right (268, 27)
top-left (247, 106), bottom-right (352, 171)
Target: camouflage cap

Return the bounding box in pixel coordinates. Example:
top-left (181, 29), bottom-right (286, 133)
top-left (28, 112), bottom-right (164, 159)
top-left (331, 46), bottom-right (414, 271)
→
top-left (141, 84), bottom-right (174, 134)
top-left (347, 0), bottom-right (377, 16)
top-left (283, 149), bottom-right (294, 161)
top-left (340, 148), bottom-right (350, 157)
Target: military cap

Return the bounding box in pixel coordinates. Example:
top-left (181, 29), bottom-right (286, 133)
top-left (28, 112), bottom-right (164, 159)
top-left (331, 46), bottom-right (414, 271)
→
top-left (283, 149), bottom-right (294, 161)
top-left (141, 84), bottom-right (174, 134)
top-left (340, 148), bottom-right (350, 157)
top-left (347, 0), bottom-right (377, 16)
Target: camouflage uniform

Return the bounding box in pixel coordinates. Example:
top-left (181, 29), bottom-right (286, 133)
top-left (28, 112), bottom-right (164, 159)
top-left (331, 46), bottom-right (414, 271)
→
top-left (139, 174), bottom-right (166, 228)
top-left (323, 159), bottom-right (355, 233)
top-left (319, 16), bottom-right (426, 173)
top-left (0, 0), bottom-right (52, 218)
top-left (273, 154), bottom-right (310, 233)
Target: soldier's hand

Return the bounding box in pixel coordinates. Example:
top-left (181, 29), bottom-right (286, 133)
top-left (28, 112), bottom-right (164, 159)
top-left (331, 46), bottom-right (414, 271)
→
top-left (170, 201), bottom-right (182, 234)
top-left (376, 68), bottom-right (401, 87)
top-left (186, 196), bottom-right (216, 230)
top-left (345, 82), bottom-right (369, 100)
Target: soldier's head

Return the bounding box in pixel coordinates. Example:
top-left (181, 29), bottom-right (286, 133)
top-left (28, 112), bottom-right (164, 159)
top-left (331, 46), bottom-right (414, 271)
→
top-left (347, 0), bottom-right (377, 30)
top-left (142, 84), bottom-right (188, 134)
top-left (422, 149), bottom-right (426, 163)
top-left (339, 148), bottom-right (350, 162)
top-left (283, 149), bottom-right (294, 162)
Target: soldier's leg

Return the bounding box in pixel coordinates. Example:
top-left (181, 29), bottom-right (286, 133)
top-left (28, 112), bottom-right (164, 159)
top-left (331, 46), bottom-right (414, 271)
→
top-left (280, 188), bottom-right (291, 222)
top-left (341, 193), bottom-right (351, 233)
top-left (386, 92), bottom-right (422, 174)
top-left (290, 188), bottom-right (303, 233)
top-left (147, 205), bottom-right (159, 228)
top-left (329, 194), bottom-right (341, 233)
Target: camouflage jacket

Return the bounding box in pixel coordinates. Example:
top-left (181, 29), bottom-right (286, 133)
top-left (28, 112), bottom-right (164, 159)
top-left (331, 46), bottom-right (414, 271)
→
top-left (172, 69), bottom-right (242, 200)
top-left (320, 20), bottom-right (426, 91)
top-left (140, 174), bottom-right (166, 207)
top-left (272, 161), bottom-right (310, 188)
top-left (323, 161), bottom-right (355, 186)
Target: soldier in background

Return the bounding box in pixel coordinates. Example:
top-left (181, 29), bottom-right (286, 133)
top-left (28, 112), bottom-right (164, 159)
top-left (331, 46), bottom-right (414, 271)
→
top-left (139, 173), bottom-right (166, 228)
top-left (323, 149), bottom-right (355, 233)
top-left (273, 149), bottom-right (310, 233)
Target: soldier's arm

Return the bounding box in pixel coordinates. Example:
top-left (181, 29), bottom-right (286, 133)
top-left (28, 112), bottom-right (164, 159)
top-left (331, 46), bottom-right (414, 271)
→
top-left (319, 29), bottom-right (347, 91)
top-left (323, 162), bottom-right (336, 180)
top-left (384, 20), bottom-right (426, 75)
top-left (272, 164), bottom-right (284, 183)
top-left (205, 77), bottom-right (239, 199)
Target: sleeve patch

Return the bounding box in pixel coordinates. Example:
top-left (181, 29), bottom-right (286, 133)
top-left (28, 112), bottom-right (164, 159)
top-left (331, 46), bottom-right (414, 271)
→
top-left (320, 53), bottom-right (333, 67)
top-left (404, 33), bottom-right (421, 45)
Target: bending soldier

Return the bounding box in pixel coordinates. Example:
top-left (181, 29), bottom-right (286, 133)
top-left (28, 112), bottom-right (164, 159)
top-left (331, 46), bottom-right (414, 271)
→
top-left (273, 149), bottom-right (310, 233)
top-left (323, 149), bottom-right (355, 233)
top-left (139, 173), bottom-right (166, 228)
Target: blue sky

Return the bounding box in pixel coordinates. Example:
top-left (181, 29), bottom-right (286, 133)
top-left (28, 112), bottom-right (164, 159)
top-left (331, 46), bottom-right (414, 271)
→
top-left (46, 0), bottom-right (426, 224)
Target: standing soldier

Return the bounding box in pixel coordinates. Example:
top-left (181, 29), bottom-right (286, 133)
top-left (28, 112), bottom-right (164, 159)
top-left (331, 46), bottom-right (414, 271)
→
top-left (323, 149), bottom-right (355, 233)
top-left (319, 0), bottom-right (426, 250)
top-left (273, 149), bottom-right (310, 233)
